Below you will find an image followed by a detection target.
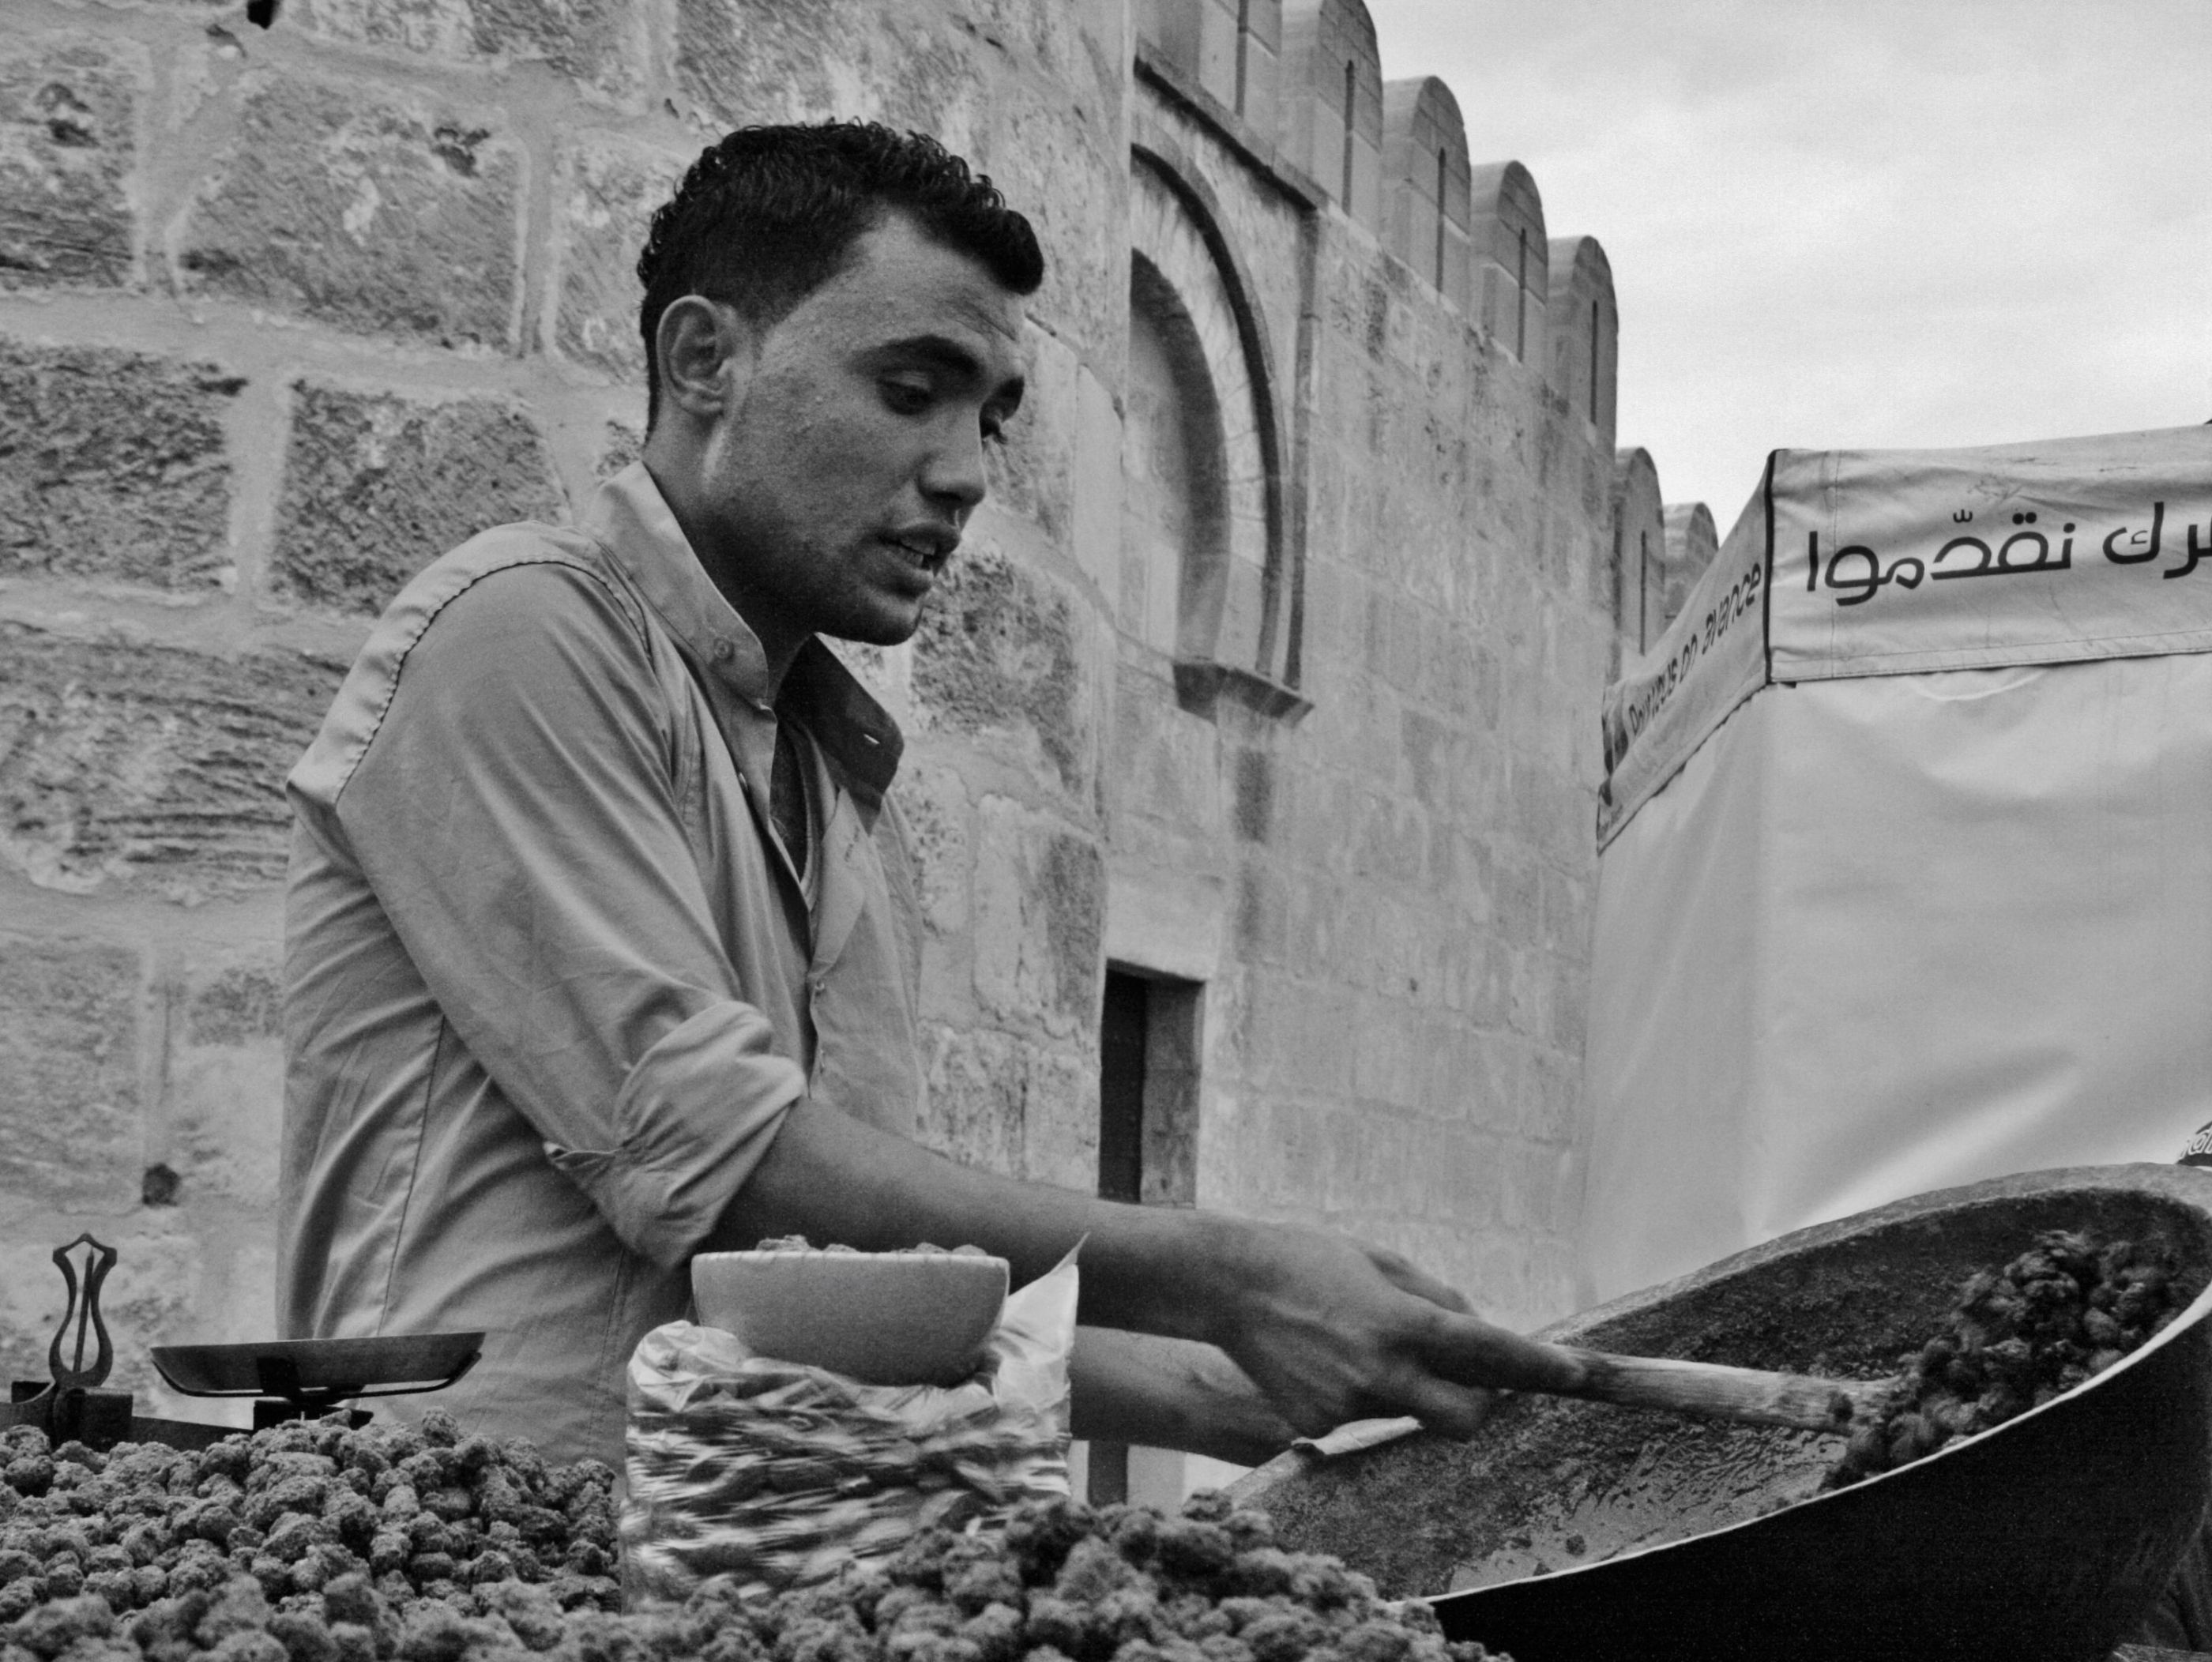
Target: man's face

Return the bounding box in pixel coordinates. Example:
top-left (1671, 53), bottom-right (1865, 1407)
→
top-left (687, 212), bottom-right (1029, 656)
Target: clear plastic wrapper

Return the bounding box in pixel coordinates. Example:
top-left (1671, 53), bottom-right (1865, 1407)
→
top-left (621, 1251), bottom-right (1077, 1604)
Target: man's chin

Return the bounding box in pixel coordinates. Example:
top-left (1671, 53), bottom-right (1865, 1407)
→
top-left (824, 604), bottom-right (927, 650)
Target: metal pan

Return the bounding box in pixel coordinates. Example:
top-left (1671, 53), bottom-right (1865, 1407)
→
top-left (150, 1333), bottom-right (483, 1400)
top-left (1241, 1165), bottom-right (2212, 1662)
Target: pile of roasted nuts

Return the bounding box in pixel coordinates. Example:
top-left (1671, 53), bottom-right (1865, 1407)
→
top-left (1825, 1228), bottom-right (2185, 1488)
top-left (0, 1412), bottom-right (1508, 1662)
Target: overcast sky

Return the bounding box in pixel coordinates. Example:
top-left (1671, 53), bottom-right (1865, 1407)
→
top-left (1362, 0), bottom-right (2212, 524)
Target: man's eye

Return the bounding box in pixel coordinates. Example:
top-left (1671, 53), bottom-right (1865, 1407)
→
top-left (881, 378), bottom-right (933, 414)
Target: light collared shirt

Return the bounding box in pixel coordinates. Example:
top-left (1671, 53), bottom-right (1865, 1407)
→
top-left (280, 464), bottom-right (924, 1467)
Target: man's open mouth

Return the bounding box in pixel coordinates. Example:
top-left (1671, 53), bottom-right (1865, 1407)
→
top-left (886, 526), bottom-right (958, 570)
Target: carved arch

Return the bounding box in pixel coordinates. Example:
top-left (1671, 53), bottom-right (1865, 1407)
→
top-left (1126, 145), bottom-right (1303, 715)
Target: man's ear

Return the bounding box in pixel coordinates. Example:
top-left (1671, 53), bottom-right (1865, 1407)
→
top-left (654, 297), bottom-right (758, 422)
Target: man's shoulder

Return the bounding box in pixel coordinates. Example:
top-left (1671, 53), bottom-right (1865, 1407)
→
top-left (401, 518), bottom-right (646, 635)
top-left (289, 519), bottom-right (660, 814)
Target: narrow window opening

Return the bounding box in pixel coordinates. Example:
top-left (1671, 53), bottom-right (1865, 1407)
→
top-left (1514, 226), bottom-right (1529, 361)
top-left (1233, 0), bottom-right (1251, 115)
top-left (1433, 146), bottom-right (1448, 291)
top-left (1638, 528), bottom-right (1654, 652)
top-left (1340, 60), bottom-right (1356, 208)
top-left (1589, 299), bottom-right (1601, 423)
top-left (1611, 521), bottom-right (1625, 645)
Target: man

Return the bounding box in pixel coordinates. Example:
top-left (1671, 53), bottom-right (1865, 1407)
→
top-left (280, 122), bottom-right (1578, 1471)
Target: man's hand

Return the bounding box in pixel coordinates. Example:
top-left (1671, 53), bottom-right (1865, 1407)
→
top-left (1194, 1218), bottom-right (1583, 1441)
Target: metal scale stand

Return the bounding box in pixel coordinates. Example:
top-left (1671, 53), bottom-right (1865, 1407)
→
top-left (2, 1235), bottom-right (482, 1452)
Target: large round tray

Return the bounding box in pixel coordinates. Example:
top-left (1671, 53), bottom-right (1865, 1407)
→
top-left (1241, 1165), bottom-right (2212, 1662)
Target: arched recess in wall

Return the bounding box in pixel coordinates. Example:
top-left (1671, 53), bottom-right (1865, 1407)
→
top-left (1468, 160), bottom-right (1547, 366)
top-left (1277, 0), bottom-right (1382, 232)
top-left (1126, 145), bottom-right (1304, 719)
top-left (1611, 446), bottom-right (1665, 657)
top-left (1546, 235), bottom-right (1616, 448)
top-left (1382, 77), bottom-right (1470, 312)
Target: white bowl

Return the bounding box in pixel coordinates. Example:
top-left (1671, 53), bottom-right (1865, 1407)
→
top-left (689, 1248), bottom-right (1010, 1386)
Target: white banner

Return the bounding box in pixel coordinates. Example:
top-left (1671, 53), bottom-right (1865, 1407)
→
top-left (1598, 426), bottom-right (2212, 848)
top-left (1771, 427), bottom-right (2212, 681)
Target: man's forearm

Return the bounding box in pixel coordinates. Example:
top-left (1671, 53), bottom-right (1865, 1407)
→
top-left (705, 1097), bottom-right (1242, 1345)
top-left (709, 1095), bottom-right (1586, 1441)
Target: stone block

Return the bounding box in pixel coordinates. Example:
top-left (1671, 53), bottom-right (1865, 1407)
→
top-left (675, 0), bottom-right (971, 137)
top-left (1230, 859), bottom-right (1288, 963)
top-left (1104, 861), bottom-right (1225, 984)
top-left (912, 540), bottom-right (1088, 793)
top-left (0, 936), bottom-right (141, 1212)
top-left (972, 796), bottom-right (1104, 1037)
top-left (551, 139), bottom-right (688, 379)
top-left (177, 73), bottom-right (523, 351)
top-left (1070, 365), bottom-right (1122, 600)
top-left (0, 339), bottom-right (243, 589)
top-left (597, 419), bottom-right (644, 479)
top-left (164, 953), bottom-right (283, 1206)
top-left (984, 321), bottom-right (1078, 547)
top-left (967, 79), bottom-right (1125, 373)
top-left (1496, 1138), bottom-right (1575, 1235)
top-left (1352, 998), bottom-right (1422, 1109)
top-left (893, 757), bottom-right (973, 939)
top-left (0, 622), bottom-right (342, 901)
top-left (270, 382), bottom-right (566, 615)
top-left (1230, 746), bottom-right (1273, 843)
top-left (0, 36), bottom-right (140, 291)
top-left (916, 1023), bottom-right (1096, 1191)
top-left (1109, 671), bottom-right (1220, 836)
top-left (296, 0), bottom-right (646, 103)
top-left (1015, 1039), bottom-right (1096, 1193)
top-left (1241, 971), bottom-right (1352, 1098)
top-left (1349, 789), bottom-right (1424, 886)
top-left (917, 1023), bottom-right (1025, 1178)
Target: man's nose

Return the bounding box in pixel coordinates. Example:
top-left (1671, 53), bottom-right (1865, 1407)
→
top-left (921, 421), bottom-right (991, 517)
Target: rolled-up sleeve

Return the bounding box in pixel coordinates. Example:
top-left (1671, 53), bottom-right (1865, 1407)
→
top-left (331, 561), bottom-right (803, 1268)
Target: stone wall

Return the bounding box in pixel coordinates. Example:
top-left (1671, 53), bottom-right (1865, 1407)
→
top-left (0, 0), bottom-right (1670, 1433)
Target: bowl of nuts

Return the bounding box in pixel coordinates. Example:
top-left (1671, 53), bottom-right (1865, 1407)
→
top-left (689, 1238), bottom-right (1009, 1386)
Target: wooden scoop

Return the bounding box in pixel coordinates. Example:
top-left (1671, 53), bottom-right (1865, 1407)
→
top-left (1538, 1341), bottom-right (1898, 1433)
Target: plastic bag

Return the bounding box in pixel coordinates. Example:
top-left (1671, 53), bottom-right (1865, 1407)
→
top-left (620, 1249), bottom-right (1078, 1604)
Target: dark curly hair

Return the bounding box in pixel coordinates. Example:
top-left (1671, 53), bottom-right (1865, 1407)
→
top-left (636, 121), bottom-right (1044, 427)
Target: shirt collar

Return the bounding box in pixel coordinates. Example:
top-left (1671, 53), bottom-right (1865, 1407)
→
top-left (581, 462), bottom-right (905, 807)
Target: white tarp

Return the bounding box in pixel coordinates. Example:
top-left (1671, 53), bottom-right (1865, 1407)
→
top-left (1582, 426), bottom-right (2212, 1304)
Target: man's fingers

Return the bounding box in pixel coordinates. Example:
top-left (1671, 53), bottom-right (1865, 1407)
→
top-left (1417, 1307), bottom-right (1586, 1393)
top-left (1369, 1254), bottom-right (1473, 1315)
top-left (1389, 1375), bottom-right (1498, 1442)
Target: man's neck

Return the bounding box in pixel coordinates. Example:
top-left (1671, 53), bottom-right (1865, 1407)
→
top-left (640, 446), bottom-right (807, 698)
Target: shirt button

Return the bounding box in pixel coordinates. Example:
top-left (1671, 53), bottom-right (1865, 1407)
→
top-left (711, 637), bottom-right (733, 664)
